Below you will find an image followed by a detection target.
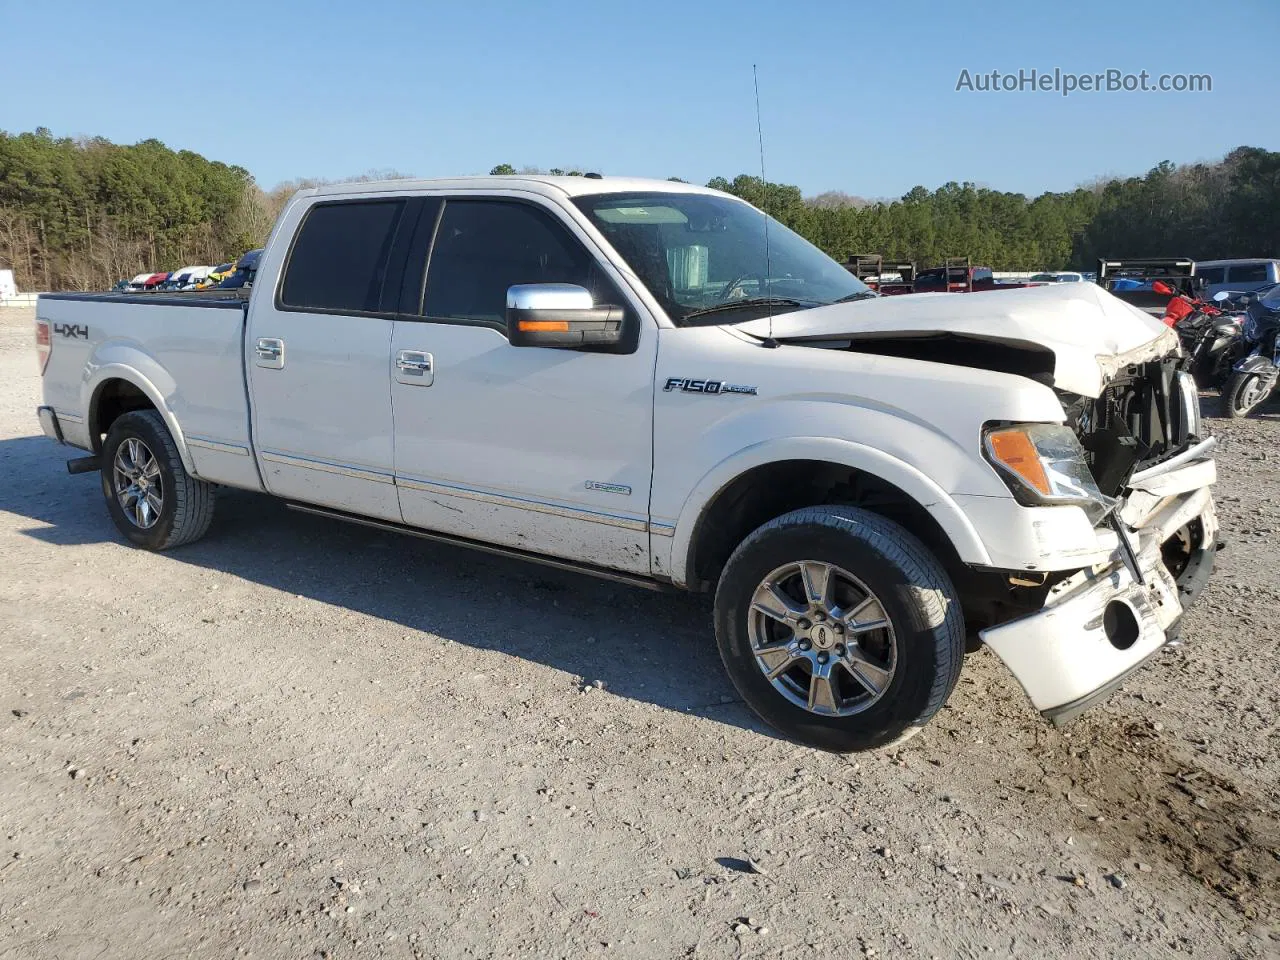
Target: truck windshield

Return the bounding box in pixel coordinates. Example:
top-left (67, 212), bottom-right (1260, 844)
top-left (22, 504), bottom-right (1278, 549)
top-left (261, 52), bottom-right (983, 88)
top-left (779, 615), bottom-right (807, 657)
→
top-left (573, 192), bottom-right (869, 326)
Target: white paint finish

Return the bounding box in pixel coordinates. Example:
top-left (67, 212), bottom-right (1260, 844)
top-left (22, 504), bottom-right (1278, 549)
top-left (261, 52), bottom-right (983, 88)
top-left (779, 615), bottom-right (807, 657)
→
top-left (188, 444), bottom-right (262, 491)
top-left (735, 282), bottom-right (1181, 398)
top-left (186, 436), bottom-right (250, 456)
top-left (303, 174), bottom-right (731, 202)
top-left (951, 494), bottom-right (1117, 572)
top-left (982, 484), bottom-right (1216, 712)
top-left (390, 319), bottom-right (656, 574)
top-left (1129, 458), bottom-right (1217, 499)
top-left (36, 296), bottom-right (253, 482)
top-left (652, 325), bottom-right (1067, 583)
top-left (981, 562), bottom-right (1172, 712)
top-left (244, 307), bottom-right (400, 522)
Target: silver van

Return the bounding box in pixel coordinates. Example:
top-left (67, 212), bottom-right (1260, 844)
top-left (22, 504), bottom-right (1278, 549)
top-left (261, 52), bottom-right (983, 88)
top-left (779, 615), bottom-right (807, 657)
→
top-left (1196, 259), bottom-right (1280, 296)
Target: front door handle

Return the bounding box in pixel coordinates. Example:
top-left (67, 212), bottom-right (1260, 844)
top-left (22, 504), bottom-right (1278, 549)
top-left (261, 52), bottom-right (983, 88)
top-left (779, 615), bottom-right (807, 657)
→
top-left (395, 350), bottom-right (434, 386)
top-left (255, 337), bottom-right (284, 369)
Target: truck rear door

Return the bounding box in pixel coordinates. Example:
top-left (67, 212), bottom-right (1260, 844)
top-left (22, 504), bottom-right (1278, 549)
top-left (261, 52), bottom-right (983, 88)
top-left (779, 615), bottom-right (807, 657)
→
top-left (246, 196), bottom-right (416, 521)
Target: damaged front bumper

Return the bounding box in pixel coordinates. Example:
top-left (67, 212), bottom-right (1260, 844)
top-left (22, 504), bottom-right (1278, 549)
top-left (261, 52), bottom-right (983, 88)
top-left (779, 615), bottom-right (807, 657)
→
top-left (979, 450), bottom-right (1217, 724)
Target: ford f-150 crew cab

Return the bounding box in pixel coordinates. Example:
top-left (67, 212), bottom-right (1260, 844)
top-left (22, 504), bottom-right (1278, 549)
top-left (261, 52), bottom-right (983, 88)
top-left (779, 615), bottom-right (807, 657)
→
top-left (34, 176), bottom-right (1218, 752)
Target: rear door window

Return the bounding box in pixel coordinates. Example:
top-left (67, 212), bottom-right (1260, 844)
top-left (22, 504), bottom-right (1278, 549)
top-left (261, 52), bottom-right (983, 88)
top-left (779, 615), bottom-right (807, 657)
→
top-left (281, 200), bottom-right (407, 313)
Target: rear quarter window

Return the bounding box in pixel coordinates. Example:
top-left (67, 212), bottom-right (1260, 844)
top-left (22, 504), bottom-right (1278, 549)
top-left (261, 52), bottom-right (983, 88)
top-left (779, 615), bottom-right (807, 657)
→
top-left (280, 200), bottom-right (406, 313)
top-left (1197, 267), bottom-right (1225, 285)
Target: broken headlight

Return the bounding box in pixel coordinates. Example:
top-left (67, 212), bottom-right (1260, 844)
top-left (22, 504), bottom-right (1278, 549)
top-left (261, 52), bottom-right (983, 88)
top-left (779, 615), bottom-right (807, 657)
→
top-left (983, 423), bottom-right (1117, 525)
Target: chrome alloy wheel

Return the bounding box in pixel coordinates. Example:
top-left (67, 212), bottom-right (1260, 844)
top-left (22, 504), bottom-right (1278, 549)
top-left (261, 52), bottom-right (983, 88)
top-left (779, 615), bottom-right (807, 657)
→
top-left (747, 561), bottom-right (897, 717)
top-left (112, 437), bottom-right (164, 529)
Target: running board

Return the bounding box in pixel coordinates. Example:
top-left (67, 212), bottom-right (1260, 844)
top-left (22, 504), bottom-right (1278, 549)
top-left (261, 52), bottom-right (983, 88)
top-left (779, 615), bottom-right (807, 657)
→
top-left (284, 502), bottom-right (674, 593)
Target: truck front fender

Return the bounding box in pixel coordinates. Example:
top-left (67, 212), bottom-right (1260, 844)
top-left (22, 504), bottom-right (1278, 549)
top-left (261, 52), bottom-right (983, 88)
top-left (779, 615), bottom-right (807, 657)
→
top-left (665, 436), bottom-right (993, 588)
top-left (83, 346), bottom-right (197, 475)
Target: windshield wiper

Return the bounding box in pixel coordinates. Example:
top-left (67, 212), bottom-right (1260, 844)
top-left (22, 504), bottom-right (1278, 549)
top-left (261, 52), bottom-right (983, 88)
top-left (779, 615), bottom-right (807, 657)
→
top-left (681, 297), bottom-right (816, 324)
top-left (832, 290), bottom-right (880, 303)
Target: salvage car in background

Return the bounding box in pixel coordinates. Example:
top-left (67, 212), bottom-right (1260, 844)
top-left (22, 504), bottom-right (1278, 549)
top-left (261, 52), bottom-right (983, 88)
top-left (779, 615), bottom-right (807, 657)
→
top-left (1196, 259), bottom-right (1280, 298)
top-left (216, 249), bottom-right (262, 289)
top-left (1097, 258), bottom-right (1201, 320)
top-left (1030, 271), bottom-right (1085, 283)
top-left (844, 255), bottom-right (916, 295)
top-left (912, 258), bottom-right (1043, 293)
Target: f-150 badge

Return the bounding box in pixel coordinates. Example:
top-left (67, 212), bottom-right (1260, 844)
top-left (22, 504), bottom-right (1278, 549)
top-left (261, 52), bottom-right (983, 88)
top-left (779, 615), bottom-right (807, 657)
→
top-left (663, 377), bottom-right (757, 396)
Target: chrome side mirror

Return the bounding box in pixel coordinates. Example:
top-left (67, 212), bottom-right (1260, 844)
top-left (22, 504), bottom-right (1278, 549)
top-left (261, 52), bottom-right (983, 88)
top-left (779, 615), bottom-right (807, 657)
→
top-left (505, 284), bottom-right (625, 350)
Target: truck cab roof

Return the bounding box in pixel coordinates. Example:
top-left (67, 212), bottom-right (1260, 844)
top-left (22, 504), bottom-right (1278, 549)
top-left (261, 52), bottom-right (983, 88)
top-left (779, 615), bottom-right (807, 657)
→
top-left (303, 175), bottom-right (722, 201)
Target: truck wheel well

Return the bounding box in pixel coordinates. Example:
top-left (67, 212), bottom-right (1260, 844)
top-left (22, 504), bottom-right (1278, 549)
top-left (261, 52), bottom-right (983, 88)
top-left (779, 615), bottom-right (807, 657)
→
top-left (686, 460), bottom-right (967, 594)
top-left (90, 379), bottom-right (155, 450)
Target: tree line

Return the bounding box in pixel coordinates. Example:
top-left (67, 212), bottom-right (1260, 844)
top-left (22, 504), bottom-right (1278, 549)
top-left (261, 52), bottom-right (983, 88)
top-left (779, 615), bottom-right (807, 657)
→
top-left (693, 146), bottom-right (1279, 271)
top-left (0, 129), bottom-right (270, 291)
top-left (1, 128), bottom-right (1276, 292)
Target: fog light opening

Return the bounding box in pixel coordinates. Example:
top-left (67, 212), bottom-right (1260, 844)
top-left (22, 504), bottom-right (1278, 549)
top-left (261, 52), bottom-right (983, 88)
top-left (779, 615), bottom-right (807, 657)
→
top-left (1103, 599), bottom-right (1140, 651)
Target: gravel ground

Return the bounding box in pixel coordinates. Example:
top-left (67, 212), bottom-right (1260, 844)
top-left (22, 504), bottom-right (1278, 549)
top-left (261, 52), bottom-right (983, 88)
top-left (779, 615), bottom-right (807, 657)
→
top-left (1, 305), bottom-right (1277, 960)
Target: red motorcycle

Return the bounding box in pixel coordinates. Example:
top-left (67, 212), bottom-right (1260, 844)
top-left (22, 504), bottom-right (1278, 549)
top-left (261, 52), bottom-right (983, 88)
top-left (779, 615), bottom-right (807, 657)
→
top-left (1151, 281), bottom-right (1246, 388)
top-left (1151, 279), bottom-right (1213, 327)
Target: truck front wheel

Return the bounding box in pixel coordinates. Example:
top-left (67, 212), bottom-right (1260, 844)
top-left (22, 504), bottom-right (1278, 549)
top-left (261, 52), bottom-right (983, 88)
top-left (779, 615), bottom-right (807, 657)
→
top-left (714, 506), bottom-right (964, 752)
top-left (101, 410), bottom-right (216, 550)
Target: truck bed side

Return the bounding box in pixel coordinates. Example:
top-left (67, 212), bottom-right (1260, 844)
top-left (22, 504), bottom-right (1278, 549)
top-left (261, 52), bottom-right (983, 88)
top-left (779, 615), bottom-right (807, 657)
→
top-left (37, 292), bottom-right (263, 492)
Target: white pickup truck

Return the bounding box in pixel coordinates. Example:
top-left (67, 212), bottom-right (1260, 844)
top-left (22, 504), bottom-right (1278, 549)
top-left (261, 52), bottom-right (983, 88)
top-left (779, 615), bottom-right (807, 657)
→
top-left (34, 175), bottom-right (1218, 752)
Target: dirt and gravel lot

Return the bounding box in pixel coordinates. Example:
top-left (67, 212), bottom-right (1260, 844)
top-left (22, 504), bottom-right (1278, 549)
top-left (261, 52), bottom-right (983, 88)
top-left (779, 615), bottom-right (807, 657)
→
top-left (1, 304), bottom-right (1277, 960)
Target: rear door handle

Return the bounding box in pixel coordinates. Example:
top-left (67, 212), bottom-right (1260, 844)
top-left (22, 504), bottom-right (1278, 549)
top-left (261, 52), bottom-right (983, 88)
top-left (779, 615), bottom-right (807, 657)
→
top-left (395, 350), bottom-right (434, 386)
top-left (255, 337), bottom-right (284, 369)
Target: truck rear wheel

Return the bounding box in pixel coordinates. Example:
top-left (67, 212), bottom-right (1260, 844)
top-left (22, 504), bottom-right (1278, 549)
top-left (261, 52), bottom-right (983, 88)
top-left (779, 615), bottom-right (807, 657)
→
top-left (101, 410), bottom-right (215, 550)
top-left (714, 506), bottom-right (964, 753)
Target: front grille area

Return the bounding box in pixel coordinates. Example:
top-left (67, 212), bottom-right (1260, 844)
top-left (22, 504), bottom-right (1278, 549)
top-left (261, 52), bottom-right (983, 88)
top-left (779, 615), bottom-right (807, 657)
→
top-left (1058, 357), bottom-right (1195, 497)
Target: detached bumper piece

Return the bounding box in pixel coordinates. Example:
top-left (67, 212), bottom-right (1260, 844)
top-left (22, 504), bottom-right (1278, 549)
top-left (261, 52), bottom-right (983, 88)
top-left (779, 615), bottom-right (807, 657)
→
top-left (980, 457), bottom-right (1217, 724)
top-left (981, 549), bottom-right (1179, 724)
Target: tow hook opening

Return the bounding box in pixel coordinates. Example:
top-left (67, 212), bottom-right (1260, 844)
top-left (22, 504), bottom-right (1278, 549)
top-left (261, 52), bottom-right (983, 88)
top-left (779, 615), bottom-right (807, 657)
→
top-left (1103, 599), bottom-right (1140, 650)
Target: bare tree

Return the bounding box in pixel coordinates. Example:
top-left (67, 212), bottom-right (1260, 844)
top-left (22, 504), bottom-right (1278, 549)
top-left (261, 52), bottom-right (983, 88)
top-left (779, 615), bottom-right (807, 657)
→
top-left (59, 251), bottom-right (97, 291)
top-left (91, 218), bottom-right (147, 287)
top-left (0, 207), bottom-right (24, 283)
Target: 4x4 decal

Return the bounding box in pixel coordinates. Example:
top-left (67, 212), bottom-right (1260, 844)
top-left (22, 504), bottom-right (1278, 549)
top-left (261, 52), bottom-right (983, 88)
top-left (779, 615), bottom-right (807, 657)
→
top-left (53, 323), bottom-right (89, 340)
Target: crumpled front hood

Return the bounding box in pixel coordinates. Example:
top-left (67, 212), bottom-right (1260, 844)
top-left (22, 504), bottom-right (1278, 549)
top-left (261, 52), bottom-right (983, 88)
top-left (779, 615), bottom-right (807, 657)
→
top-left (735, 282), bottom-right (1180, 398)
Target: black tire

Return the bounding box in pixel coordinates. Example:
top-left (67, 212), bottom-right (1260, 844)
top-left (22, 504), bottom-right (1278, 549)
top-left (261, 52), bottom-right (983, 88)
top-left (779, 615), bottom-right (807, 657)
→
top-left (714, 505), bottom-right (964, 753)
top-left (1162, 518), bottom-right (1217, 645)
top-left (100, 410), bottom-right (215, 550)
top-left (1221, 370), bottom-right (1272, 418)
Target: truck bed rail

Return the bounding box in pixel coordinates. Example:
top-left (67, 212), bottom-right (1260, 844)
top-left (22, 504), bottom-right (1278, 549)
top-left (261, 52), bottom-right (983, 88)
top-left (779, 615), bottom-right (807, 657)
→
top-left (38, 290), bottom-right (250, 310)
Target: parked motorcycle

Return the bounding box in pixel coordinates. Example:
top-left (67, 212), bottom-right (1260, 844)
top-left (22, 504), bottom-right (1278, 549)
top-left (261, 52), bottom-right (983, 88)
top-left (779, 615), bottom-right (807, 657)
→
top-left (1221, 285), bottom-right (1280, 418)
top-left (1175, 291), bottom-right (1245, 389)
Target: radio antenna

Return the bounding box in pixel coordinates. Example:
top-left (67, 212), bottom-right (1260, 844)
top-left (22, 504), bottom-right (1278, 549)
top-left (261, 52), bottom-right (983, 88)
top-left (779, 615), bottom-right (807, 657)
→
top-left (753, 64), bottom-right (778, 346)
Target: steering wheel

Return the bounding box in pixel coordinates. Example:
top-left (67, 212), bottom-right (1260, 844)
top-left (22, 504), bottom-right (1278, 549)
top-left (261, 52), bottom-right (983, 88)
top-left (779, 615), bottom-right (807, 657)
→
top-left (717, 273), bottom-right (767, 303)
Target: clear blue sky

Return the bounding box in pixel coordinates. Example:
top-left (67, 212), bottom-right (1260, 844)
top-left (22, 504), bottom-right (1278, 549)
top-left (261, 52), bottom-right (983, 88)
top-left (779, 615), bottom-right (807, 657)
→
top-left (3, 0), bottom-right (1274, 198)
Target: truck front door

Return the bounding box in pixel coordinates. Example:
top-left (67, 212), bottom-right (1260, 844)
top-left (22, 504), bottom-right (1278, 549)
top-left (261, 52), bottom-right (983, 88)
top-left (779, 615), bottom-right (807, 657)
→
top-left (247, 196), bottom-right (414, 521)
top-left (389, 195), bottom-right (658, 575)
